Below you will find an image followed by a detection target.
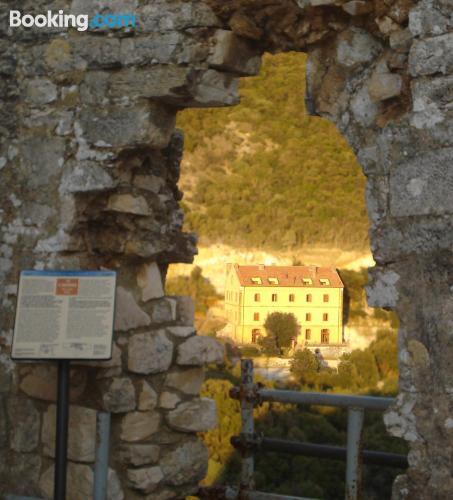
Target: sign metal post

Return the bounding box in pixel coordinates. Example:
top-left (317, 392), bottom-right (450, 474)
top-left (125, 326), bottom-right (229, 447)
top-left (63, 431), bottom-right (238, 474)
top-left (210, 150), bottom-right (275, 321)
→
top-left (54, 360), bottom-right (70, 500)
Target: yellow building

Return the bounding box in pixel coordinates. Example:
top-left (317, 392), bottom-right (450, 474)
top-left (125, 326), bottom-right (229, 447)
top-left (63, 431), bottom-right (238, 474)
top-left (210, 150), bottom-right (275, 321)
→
top-left (224, 264), bottom-right (345, 349)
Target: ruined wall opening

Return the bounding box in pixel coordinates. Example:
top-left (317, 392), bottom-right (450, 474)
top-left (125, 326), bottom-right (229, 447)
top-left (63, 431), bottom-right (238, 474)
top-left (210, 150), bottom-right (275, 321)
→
top-left (169, 49), bottom-right (403, 498)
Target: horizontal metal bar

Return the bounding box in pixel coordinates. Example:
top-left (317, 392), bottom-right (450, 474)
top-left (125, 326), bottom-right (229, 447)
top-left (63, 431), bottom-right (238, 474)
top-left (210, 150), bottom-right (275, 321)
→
top-left (236, 437), bottom-right (407, 469)
top-left (248, 491), bottom-right (315, 500)
top-left (257, 389), bottom-right (393, 411)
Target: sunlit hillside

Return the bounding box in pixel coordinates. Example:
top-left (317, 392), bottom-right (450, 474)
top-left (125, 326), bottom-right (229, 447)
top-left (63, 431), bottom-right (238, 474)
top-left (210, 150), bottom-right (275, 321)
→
top-left (177, 52), bottom-right (369, 251)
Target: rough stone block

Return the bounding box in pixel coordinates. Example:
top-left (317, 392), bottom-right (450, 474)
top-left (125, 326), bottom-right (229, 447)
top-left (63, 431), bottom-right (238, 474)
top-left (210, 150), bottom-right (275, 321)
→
top-left (128, 330), bottom-right (174, 374)
top-left (166, 326), bottom-right (196, 339)
top-left (167, 398), bottom-right (217, 432)
top-left (137, 262), bottom-right (165, 302)
top-left (390, 148), bottom-right (453, 217)
top-left (411, 75), bottom-right (453, 129)
top-left (342, 1), bottom-right (373, 15)
top-left (19, 364), bottom-right (87, 402)
top-left (138, 381), bottom-right (158, 411)
top-left (42, 405), bottom-right (97, 462)
top-left (160, 441), bottom-right (208, 486)
top-left (127, 466), bottom-right (164, 494)
top-left (103, 377), bottom-right (136, 413)
top-left (366, 267), bottom-right (400, 308)
top-left (188, 70), bottom-right (240, 108)
top-left (176, 296), bottom-right (195, 326)
top-left (165, 367), bottom-right (204, 395)
top-left (120, 411), bottom-right (161, 442)
top-left (409, 34), bottom-right (453, 76)
top-left (336, 29), bottom-right (382, 68)
top-left (40, 462), bottom-right (93, 500)
top-left (120, 443), bottom-right (160, 466)
top-left (25, 78), bottom-right (58, 105)
top-left (7, 396), bottom-right (40, 452)
top-left (150, 298), bottom-right (177, 323)
top-left (177, 336), bottom-right (225, 366)
top-left (78, 102), bottom-right (176, 149)
top-left (6, 453), bottom-right (41, 497)
top-left (114, 287), bottom-right (151, 332)
top-left (368, 72), bottom-right (403, 102)
top-left (106, 194), bottom-right (151, 216)
top-left (60, 161), bottom-right (117, 194)
top-left (159, 392), bottom-right (181, 410)
top-left (409, 2), bottom-right (452, 37)
top-left (208, 30), bottom-right (261, 76)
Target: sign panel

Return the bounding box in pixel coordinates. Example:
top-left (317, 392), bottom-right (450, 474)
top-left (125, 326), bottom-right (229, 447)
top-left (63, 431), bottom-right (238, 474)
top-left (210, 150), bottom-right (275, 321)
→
top-left (12, 270), bottom-right (117, 360)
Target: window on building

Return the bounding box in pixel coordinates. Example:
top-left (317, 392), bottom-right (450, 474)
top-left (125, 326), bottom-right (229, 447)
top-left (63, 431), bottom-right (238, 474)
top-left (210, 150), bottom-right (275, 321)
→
top-left (323, 313), bottom-right (329, 321)
top-left (254, 293), bottom-right (261, 302)
top-left (272, 293), bottom-right (278, 302)
top-left (305, 329), bottom-right (311, 340)
top-left (323, 294), bottom-right (329, 303)
top-left (254, 312), bottom-right (260, 321)
top-left (305, 313), bottom-right (311, 321)
top-left (268, 277), bottom-right (279, 284)
top-left (289, 293), bottom-right (295, 302)
top-left (320, 278), bottom-right (330, 286)
top-left (252, 329), bottom-right (261, 343)
top-left (303, 278), bottom-right (313, 285)
top-left (306, 294), bottom-right (312, 303)
top-left (321, 329), bottom-right (330, 344)
top-left (251, 277), bottom-right (262, 284)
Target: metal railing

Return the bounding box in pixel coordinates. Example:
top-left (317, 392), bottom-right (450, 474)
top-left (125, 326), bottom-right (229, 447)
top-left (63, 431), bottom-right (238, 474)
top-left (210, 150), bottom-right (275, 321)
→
top-left (199, 359), bottom-right (407, 500)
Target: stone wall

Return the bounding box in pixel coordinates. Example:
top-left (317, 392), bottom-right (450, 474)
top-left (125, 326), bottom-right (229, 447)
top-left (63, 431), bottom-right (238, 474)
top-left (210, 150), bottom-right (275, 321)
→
top-left (0, 0), bottom-right (452, 498)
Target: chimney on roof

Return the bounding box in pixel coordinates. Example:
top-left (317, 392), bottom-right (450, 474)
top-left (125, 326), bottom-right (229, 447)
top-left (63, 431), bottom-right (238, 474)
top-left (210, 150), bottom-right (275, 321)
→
top-left (308, 265), bottom-right (317, 278)
top-left (258, 264), bottom-right (265, 271)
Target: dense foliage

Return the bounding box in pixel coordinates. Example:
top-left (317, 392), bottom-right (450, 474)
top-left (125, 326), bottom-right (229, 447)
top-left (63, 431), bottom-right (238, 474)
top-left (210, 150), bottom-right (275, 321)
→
top-left (260, 311), bottom-right (299, 355)
top-left (200, 328), bottom-right (405, 499)
top-left (166, 266), bottom-right (220, 314)
top-left (177, 52), bottom-right (369, 251)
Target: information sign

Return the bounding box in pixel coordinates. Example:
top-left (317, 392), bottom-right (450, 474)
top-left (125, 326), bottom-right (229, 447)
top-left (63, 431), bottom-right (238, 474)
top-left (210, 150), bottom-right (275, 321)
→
top-left (12, 270), bottom-right (116, 360)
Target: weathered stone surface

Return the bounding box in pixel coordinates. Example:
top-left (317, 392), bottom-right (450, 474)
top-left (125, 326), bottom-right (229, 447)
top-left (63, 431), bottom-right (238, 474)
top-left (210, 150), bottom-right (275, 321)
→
top-left (176, 296), bottom-right (195, 326)
top-left (78, 102), bottom-right (176, 149)
top-left (166, 326), bottom-right (196, 339)
top-left (368, 72), bottom-right (403, 101)
top-left (167, 398), bottom-right (217, 432)
top-left (189, 70), bottom-right (240, 108)
top-left (137, 262), bottom-right (164, 302)
top-left (40, 463), bottom-right (94, 500)
top-left (7, 397), bottom-right (40, 452)
top-left (409, 34), bottom-right (453, 76)
top-left (366, 268), bottom-right (400, 308)
top-left (4, 453), bottom-right (41, 497)
top-left (107, 194), bottom-right (151, 216)
top-left (60, 161), bottom-right (117, 194)
top-left (150, 298), bottom-right (177, 323)
top-left (165, 367), bottom-right (205, 395)
top-left (42, 405), bottom-right (97, 462)
top-left (128, 330), bottom-right (174, 374)
top-left (159, 391), bottom-right (181, 409)
top-left (120, 411), bottom-right (161, 442)
top-left (160, 441), bottom-right (208, 486)
top-left (103, 377), bottom-right (136, 413)
top-left (389, 148), bottom-right (453, 217)
top-left (120, 443), bottom-right (160, 466)
top-left (19, 365), bottom-right (87, 402)
top-left (0, 397), bottom-right (7, 448)
top-left (208, 30), bottom-right (261, 76)
top-left (25, 78), bottom-right (58, 105)
top-left (127, 466), bottom-right (164, 494)
top-left (177, 336), bottom-right (224, 366)
top-left (342, 1), bottom-right (373, 16)
top-left (336, 29), bottom-right (382, 68)
top-left (114, 287), bottom-right (151, 332)
top-left (138, 381), bottom-right (158, 411)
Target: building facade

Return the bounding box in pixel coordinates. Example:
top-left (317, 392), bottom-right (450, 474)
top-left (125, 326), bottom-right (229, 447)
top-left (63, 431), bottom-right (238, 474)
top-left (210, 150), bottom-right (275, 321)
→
top-left (224, 264), bottom-right (345, 349)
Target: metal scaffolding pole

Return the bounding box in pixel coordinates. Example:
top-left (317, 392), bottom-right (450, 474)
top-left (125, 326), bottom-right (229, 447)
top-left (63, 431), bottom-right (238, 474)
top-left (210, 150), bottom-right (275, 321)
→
top-left (345, 408), bottom-right (365, 500)
top-left (240, 359), bottom-right (256, 491)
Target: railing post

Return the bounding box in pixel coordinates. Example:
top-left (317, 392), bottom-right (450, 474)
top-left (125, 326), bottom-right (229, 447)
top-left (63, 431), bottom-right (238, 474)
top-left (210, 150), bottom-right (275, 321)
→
top-left (240, 359), bottom-right (255, 492)
top-left (93, 411), bottom-right (111, 500)
top-left (345, 407), bottom-right (364, 500)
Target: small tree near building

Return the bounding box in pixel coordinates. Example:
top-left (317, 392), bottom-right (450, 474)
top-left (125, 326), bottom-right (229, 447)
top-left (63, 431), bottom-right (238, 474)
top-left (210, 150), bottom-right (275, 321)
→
top-left (260, 312), bottom-right (299, 355)
top-left (290, 349), bottom-right (321, 385)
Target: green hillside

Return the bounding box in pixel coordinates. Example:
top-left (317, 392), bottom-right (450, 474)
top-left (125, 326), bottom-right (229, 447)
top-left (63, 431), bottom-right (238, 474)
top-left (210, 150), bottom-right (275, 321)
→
top-left (177, 52), bottom-right (369, 251)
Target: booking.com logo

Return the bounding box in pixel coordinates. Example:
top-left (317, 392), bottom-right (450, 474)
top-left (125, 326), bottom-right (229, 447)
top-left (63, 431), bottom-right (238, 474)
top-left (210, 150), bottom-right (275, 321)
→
top-left (9, 10), bottom-right (136, 31)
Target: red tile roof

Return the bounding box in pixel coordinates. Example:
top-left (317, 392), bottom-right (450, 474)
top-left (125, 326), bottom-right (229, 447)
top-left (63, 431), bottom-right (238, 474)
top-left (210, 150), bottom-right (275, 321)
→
top-left (232, 264), bottom-right (344, 288)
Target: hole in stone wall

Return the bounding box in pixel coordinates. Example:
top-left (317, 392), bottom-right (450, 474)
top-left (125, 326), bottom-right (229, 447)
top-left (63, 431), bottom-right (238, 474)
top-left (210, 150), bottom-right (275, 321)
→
top-left (167, 52), bottom-right (405, 497)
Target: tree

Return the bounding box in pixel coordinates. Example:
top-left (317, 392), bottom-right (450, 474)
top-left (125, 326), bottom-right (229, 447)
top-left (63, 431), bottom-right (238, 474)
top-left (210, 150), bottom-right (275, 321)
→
top-left (290, 349), bottom-right (321, 385)
top-left (262, 312), bottom-right (299, 355)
